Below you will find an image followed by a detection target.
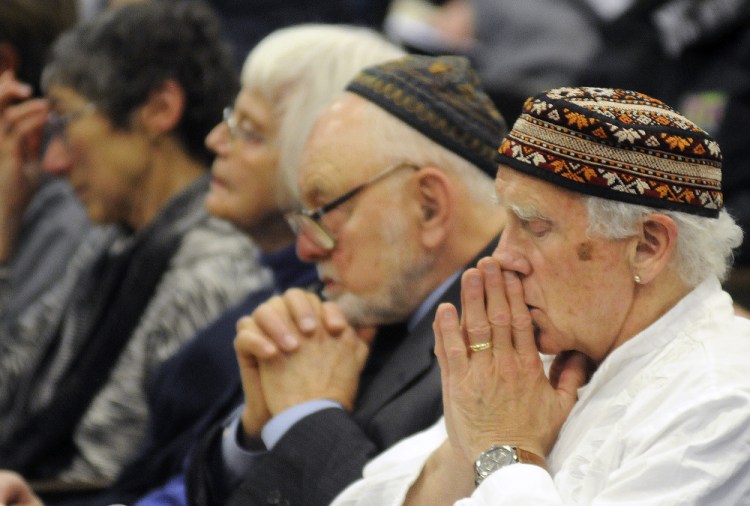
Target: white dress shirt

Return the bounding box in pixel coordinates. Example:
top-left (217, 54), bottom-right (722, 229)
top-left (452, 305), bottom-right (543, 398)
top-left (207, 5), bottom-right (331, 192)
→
top-left (332, 276), bottom-right (750, 505)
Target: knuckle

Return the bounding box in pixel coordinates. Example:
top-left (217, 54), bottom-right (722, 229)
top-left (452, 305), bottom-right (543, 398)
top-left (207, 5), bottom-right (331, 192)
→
top-left (487, 309), bottom-right (511, 327)
top-left (465, 321), bottom-right (491, 336)
top-left (511, 311), bottom-right (533, 329)
top-left (445, 339), bottom-right (468, 358)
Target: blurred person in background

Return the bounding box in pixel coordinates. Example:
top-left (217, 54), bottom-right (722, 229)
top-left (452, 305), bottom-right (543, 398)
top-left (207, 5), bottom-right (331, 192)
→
top-left (0, 0), bottom-right (90, 342)
top-left (0, 22), bottom-right (405, 506)
top-left (0, 0), bottom-right (267, 489)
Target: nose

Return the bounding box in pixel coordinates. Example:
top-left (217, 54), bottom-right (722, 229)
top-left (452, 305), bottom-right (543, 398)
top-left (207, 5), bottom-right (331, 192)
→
top-left (494, 232), bottom-right (531, 277)
top-left (41, 136), bottom-right (73, 175)
top-left (295, 230), bottom-right (331, 263)
top-left (205, 122), bottom-right (230, 156)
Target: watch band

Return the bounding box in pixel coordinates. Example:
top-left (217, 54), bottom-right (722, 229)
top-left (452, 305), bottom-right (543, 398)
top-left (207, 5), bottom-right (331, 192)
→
top-left (474, 445), bottom-right (546, 487)
top-left (514, 447), bottom-right (546, 468)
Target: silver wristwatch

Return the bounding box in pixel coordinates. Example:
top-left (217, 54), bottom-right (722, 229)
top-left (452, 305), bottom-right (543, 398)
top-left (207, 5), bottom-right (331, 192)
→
top-left (474, 445), bottom-right (545, 486)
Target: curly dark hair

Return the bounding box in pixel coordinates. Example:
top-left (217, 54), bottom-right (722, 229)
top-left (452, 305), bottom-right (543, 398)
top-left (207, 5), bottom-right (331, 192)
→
top-left (41, 0), bottom-right (239, 166)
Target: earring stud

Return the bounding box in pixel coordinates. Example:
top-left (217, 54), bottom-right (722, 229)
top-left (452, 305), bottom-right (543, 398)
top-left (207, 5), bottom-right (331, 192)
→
top-left (634, 274), bottom-right (642, 283)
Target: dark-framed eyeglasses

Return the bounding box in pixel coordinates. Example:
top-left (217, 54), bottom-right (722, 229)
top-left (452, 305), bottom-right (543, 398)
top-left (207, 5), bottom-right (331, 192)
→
top-left (222, 106), bottom-right (264, 145)
top-left (44, 103), bottom-right (96, 146)
top-left (285, 162), bottom-right (418, 251)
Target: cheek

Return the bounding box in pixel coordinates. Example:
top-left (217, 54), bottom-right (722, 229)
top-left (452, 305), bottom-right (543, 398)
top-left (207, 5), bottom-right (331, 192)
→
top-left (558, 244), bottom-right (627, 310)
top-left (331, 229), bottom-right (384, 289)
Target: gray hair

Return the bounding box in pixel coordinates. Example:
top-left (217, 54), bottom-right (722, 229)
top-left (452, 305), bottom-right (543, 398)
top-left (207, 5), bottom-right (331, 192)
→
top-left (239, 24), bottom-right (405, 210)
top-left (41, 0), bottom-right (238, 166)
top-left (356, 97), bottom-right (498, 207)
top-left (585, 196), bottom-right (744, 286)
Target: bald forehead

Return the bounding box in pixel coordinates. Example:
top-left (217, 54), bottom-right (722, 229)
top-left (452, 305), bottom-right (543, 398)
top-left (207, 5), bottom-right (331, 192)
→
top-left (298, 93), bottom-right (376, 206)
top-left (315, 94), bottom-right (367, 139)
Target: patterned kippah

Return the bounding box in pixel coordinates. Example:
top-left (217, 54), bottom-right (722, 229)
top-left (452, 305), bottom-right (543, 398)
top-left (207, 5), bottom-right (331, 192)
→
top-left (497, 87), bottom-right (723, 217)
top-left (346, 54), bottom-right (507, 177)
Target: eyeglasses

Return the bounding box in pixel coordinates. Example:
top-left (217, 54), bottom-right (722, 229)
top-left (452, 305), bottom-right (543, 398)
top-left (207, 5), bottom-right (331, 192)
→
top-left (285, 162), bottom-right (418, 251)
top-left (44, 103), bottom-right (96, 146)
top-left (222, 106), bottom-right (264, 145)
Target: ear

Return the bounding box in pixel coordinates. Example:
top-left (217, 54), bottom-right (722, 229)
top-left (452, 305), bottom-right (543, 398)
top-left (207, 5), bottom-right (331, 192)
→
top-left (629, 214), bottom-right (678, 284)
top-left (137, 79), bottom-right (185, 139)
top-left (413, 167), bottom-right (453, 249)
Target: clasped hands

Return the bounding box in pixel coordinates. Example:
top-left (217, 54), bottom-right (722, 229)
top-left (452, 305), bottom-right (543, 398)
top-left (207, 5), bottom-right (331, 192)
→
top-left (234, 288), bottom-right (374, 440)
top-left (433, 256), bottom-right (589, 470)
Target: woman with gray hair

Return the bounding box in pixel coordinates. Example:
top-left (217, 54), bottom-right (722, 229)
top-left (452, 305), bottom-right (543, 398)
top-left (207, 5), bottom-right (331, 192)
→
top-left (0, 21), bottom-right (405, 506)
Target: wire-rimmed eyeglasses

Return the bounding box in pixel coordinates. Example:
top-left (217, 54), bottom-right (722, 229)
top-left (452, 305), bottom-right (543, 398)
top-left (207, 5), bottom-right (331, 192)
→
top-left (285, 162), bottom-right (418, 251)
top-left (44, 103), bottom-right (96, 146)
top-left (222, 106), bottom-right (264, 145)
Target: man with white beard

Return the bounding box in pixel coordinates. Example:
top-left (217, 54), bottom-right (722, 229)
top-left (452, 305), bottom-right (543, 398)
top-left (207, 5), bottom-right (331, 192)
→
top-left (185, 54), bottom-right (508, 506)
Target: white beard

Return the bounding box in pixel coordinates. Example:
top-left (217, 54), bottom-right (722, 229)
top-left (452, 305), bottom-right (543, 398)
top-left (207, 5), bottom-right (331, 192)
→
top-left (317, 214), bottom-right (433, 326)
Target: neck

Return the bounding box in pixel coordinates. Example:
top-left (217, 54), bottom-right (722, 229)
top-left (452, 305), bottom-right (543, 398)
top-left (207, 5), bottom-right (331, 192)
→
top-left (245, 212), bottom-right (297, 254)
top-left (609, 270), bottom-right (692, 358)
top-left (128, 137), bottom-right (205, 230)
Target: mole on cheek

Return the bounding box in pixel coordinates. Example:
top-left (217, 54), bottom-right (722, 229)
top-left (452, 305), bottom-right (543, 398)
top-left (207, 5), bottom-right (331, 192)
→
top-left (577, 241), bottom-right (593, 261)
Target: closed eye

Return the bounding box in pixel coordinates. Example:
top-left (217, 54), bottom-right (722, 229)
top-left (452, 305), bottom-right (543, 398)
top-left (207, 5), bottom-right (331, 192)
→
top-left (521, 218), bottom-right (551, 238)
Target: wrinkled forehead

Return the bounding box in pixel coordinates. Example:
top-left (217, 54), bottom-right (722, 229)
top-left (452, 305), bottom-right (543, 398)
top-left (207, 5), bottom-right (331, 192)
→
top-left (495, 165), bottom-right (585, 216)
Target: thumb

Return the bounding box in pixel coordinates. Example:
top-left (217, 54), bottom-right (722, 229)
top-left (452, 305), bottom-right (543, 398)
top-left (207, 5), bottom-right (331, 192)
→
top-left (551, 351), bottom-right (589, 407)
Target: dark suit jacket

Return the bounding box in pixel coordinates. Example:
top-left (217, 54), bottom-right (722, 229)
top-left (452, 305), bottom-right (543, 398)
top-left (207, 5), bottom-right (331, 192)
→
top-left (186, 238), bottom-right (498, 506)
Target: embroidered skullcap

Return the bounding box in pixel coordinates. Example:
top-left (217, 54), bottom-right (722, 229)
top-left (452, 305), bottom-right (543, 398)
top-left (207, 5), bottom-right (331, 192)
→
top-left (497, 87), bottom-right (723, 217)
top-left (346, 54), bottom-right (507, 177)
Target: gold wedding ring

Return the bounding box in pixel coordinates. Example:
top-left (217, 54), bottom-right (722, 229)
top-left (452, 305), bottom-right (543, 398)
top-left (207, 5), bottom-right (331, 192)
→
top-left (469, 341), bottom-right (492, 352)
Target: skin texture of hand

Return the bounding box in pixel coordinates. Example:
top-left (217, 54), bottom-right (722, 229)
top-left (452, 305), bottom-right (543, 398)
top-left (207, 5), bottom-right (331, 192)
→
top-left (234, 289), bottom-right (374, 436)
top-left (0, 71), bottom-right (48, 261)
top-left (256, 293), bottom-right (370, 415)
top-left (434, 257), bottom-right (589, 465)
top-left (234, 312), bottom-right (274, 439)
top-left (404, 439), bottom-right (474, 506)
top-left (0, 470), bottom-right (43, 506)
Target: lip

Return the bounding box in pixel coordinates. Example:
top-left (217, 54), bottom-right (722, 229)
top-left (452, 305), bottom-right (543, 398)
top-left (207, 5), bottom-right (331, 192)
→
top-left (210, 173), bottom-right (228, 188)
top-left (320, 276), bottom-right (342, 297)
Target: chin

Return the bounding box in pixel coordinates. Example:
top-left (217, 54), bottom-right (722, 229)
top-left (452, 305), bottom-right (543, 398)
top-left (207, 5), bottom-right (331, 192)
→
top-left (333, 292), bottom-right (382, 327)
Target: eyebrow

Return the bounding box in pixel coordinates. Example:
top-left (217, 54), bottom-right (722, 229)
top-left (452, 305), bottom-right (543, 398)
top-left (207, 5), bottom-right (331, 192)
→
top-left (302, 176), bottom-right (339, 208)
top-left (509, 202), bottom-right (550, 222)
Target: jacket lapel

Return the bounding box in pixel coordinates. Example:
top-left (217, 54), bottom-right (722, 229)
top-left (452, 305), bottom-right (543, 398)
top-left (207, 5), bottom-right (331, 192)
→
top-left (353, 236), bottom-right (498, 423)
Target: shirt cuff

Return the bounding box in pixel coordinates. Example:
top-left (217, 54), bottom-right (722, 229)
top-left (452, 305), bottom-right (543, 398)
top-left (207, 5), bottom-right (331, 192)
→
top-left (220, 400), bottom-right (344, 483)
top-left (261, 399), bottom-right (344, 449)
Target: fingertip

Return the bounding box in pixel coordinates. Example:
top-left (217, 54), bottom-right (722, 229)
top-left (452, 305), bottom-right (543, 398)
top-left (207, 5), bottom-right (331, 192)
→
top-left (322, 302), bottom-right (347, 330)
top-left (502, 270), bottom-right (519, 285)
top-left (436, 303), bottom-right (457, 327)
top-left (279, 333), bottom-right (299, 352)
top-left (260, 339), bottom-right (280, 357)
top-left (18, 82), bottom-right (32, 96)
top-left (298, 316), bottom-right (316, 333)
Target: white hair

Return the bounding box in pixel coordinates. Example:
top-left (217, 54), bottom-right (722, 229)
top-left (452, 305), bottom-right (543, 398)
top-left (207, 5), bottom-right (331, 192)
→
top-left (240, 24), bottom-right (405, 209)
top-left (584, 196), bottom-right (744, 286)
top-left (355, 97), bottom-right (498, 207)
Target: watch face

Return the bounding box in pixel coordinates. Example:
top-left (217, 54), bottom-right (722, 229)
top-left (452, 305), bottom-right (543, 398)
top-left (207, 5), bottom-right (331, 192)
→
top-left (477, 445), bottom-right (517, 477)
